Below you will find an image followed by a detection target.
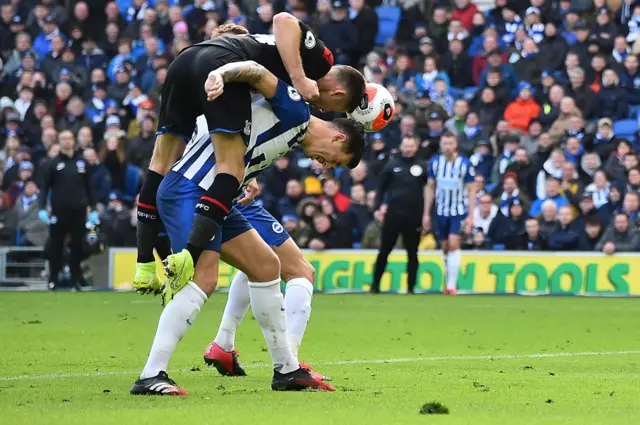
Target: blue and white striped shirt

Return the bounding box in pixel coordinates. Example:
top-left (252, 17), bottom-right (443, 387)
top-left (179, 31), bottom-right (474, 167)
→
top-left (172, 80), bottom-right (310, 190)
top-left (428, 154), bottom-right (475, 217)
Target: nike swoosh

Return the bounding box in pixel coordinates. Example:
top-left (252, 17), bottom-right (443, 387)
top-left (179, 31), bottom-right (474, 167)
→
top-left (186, 319), bottom-right (192, 325)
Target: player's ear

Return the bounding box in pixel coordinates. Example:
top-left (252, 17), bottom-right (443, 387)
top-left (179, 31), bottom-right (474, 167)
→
top-left (334, 132), bottom-right (347, 143)
top-left (331, 87), bottom-right (346, 98)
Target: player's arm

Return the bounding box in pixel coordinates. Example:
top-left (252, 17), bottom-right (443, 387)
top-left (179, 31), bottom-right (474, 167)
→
top-left (423, 179), bottom-right (435, 231)
top-left (465, 169), bottom-right (477, 233)
top-left (273, 12), bottom-right (319, 100)
top-left (205, 60), bottom-right (278, 99)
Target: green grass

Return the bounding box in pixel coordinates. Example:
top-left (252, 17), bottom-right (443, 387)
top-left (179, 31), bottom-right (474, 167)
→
top-left (1, 293), bottom-right (640, 425)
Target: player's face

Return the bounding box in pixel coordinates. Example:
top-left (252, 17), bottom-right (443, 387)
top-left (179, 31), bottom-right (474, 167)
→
top-left (440, 136), bottom-right (457, 156)
top-left (313, 90), bottom-right (350, 113)
top-left (304, 136), bottom-right (352, 170)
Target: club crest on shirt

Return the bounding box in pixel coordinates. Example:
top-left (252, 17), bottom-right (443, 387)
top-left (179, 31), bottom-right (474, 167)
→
top-left (272, 222), bottom-right (284, 234)
top-left (77, 160), bottom-right (86, 173)
top-left (288, 86), bottom-right (301, 101)
top-left (56, 162), bottom-right (65, 171)
top-left (410, 165), bottom-right (423, 177)
top-left (304, 31), bottom-right (316, 49)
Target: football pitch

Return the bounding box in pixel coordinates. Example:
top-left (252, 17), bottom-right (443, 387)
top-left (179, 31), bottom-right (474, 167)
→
top-left (2, 292), bottom-right (640, 425)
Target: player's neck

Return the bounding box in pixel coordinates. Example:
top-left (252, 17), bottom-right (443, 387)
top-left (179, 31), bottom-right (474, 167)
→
top-left (61, 148), bottom-right (75, 157)
top-left (443, 152), bottom-right (457, 162)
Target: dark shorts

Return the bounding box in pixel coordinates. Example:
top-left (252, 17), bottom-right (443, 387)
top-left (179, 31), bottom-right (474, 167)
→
top-left (434, 214), bottom-right (467, 240)
top-left (157, 46), bottom-right (252, 140)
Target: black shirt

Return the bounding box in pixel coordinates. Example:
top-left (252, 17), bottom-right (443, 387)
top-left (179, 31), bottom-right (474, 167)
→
top-left (39, 151), bottom-right (96, 213)
top-left (194, 20), bottom-right (334, 83)
top-left (375, 155), bottom-right (428, 215)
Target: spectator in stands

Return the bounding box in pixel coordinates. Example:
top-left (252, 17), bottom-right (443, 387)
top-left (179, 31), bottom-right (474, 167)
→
top-left (126, 116), bottom-right (155, 170)
top-left (549, 96), bottom-right (582, 142)
top-left (441, 38), bottom-right (473, 90)
top-left (536, 149), bottom-right (565, 199)
top-left (580, 151), bottom-right (602, 185)
top-left (5, 160), bottom-right (33, 208)
top-left (539, 22), bottom-right (569, 71)
top-left (566, 67), bottom-right (596, 120)
top-left (58, 96), bottom-right (92, 135)
top-left (349, 0), bottom-right (378, 65)
top-left (100, 190), bottom-right (134, 247)
top-left (538, 199), bottom-right (558, 238)
top-left (347, 183), bottom-right (371, 245)
top-left (458, 112), bottom-right (483, 156)
top-left (596, 212), bottom-right (640, 254)
top-left (473, 193), bottom-right (498, 234)
top-left (598, 184), bottom-right (624, 228)
top-left (307, 212), bottom-right (351, 250)
top-left (469, 139), bottom-right (494, 184)
top-left (445, 99), bottom-right (469, 136)
top-left (12, 180), bottom-right (46, 246)
top-left (620, 54), bottom-right (640, 109)
top-left (604, 139), bottom-right (633, 183)
top-left (584, 170), bottom-right (611, 208)
top-left (578, 217), bottom-right (604, 251)
top-left (513, 38), bottom-right (542, 86)
top-left (595, 69), bottom-right (628, 121)
top-left (488, 196), bottom-right (525, 248)
top-left (319, 0), bottom-right (358, 66)
top-left (279, 179), bottom-right (304, 220)
top-left (491, 135), bottom-right (519, 185)
top-left (320, 177), bottom-right (350, 213)
top-left (504, 81), bottom-right (540, 134)
top-left (547, 205), bottom-right (580, 250)
top-left (588, 118), bottom-right (619, 161)
top-left (0, 195), bottom-right (14, 245)
top-left (83, 147), bottom-right (110, 206)
top-left (3, 32), bottom-right (34, 77)
top-left (532, 177), bottom-right (570, 217)
top-left (471, 87), bottom-right (503, 137)
top-left (626, 167), bottom-right (640, 194)
top-left (516, 217), bottom-right (547, 250)
top-left (538, 84), bottom-right (563, 130)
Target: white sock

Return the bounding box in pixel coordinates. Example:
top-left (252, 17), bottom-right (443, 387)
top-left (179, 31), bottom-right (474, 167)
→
top-left (248, 278), bottom-right (298, 374)
top-left (141, 281), bottom-right (207, 379)
top-left (214, 271), bottom-right (250, 351)
top-left (446, 250), bottom-right (461, 290)
top-left (284, 278), bottom-right (314, 362)
top-left (443, 254), bottom-right (448, 289)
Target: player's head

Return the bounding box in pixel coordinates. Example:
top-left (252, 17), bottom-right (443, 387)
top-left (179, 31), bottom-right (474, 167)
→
top-left (440, 131), bottom-right (457, 157)
top-left (303, 117), bottom-right (365, 169)
top-left (316, 65), bottom-right (366, 113)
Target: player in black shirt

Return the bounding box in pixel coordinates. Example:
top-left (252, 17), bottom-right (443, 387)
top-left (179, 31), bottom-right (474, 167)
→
top-left (134, 15), bottom-right (366, 294)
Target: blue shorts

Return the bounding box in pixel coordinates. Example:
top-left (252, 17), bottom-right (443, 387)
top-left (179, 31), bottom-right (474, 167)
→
top-left (157, 172), bottom-right (253, 253)
top-left (434, 214), bottom-right (467, 240)
top-left (235, 201), bottom-right (290, 248)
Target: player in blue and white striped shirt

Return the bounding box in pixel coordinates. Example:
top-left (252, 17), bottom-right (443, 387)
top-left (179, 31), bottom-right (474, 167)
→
top-left (424, 132), bottom-right (476, 295)
top-left (132, 63), bottom-right (363, 395)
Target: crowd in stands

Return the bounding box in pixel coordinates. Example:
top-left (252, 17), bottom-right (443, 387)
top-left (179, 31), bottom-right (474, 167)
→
top-left (1, 0), bottom-right (640, 255)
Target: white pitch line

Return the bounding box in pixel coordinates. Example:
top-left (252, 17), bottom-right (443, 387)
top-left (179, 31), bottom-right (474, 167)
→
top-left (1, 350), bottom-right (639, 382)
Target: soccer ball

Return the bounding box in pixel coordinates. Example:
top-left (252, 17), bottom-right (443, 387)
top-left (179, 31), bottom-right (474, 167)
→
top-left (348, 83), bottom-right (395, 132)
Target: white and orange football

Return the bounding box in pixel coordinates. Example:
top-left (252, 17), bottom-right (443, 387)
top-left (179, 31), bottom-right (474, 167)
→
top-left (348, 83), bottom-right (395, 132)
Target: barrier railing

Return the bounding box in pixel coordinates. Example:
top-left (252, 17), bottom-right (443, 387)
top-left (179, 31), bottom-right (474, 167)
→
top-left (0, 247), bottom-right (48, 290)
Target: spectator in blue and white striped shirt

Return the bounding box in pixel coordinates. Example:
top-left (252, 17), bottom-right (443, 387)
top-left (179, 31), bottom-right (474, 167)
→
top-left (424, 133), bottom-right (476, 295)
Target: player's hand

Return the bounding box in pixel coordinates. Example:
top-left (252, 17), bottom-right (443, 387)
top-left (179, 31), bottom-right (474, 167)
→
top-left (38, 209), bottom-right (49, 224)
top-left (465, 217), bottom-right (473, 235)
top-left (205, 71), bottom-right (224, 101)
top-left (237, 179), bottom-right (259, 206)
top-left (292, 75), bottom-right (319, 102)
top-left (422, 214), bottom-right (431, 231)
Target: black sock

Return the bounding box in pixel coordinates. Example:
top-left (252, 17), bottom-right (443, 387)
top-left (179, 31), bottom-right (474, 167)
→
top-left (136, 170), bottom-right (164, 264)
top-left (155, 233), bottom-right (172, 261)
top-left (186, 173), bottom-right (240, 265)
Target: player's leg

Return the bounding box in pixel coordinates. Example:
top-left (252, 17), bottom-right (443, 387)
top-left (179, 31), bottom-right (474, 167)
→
top-left (134, 49), bottom-right (198, 294)
top-left (444, 216), bottom-right (464, 295)
top-left (434, 215), bottom-right (450, 294)
top-left (164, 74), bottom-right (252, 295)
top-left (132, 172), bottom-right (220, 396)
top-left (372, 214), bottom-right (402, 293)
top-left (219, 227), bottom-right (335, 391)
top-left (399, 216), bottom-right (421, 293)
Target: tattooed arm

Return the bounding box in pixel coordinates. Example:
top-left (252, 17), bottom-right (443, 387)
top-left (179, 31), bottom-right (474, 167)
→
top-left (205, 60), bottom-right (278, 100)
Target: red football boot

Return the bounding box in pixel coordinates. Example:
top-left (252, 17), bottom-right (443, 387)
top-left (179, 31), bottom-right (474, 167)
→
top-left (203, 342), bottom-right (247, 376)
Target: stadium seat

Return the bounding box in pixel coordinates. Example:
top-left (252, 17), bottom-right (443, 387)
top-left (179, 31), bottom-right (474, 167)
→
top-left (613, 119), bottom-right (639, 139)
top-left (375, 6), bottom-right (401, 46)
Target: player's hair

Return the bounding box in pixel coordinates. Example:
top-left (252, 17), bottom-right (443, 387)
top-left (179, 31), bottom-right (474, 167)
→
top-left (211, 23), bottom-right (249, 39)
top-left (441, 130), bottom-right (456, 139)
top-left (333, 118), bottom-right (365, 169)
top-left (333, 65), bottom-right (366, 113)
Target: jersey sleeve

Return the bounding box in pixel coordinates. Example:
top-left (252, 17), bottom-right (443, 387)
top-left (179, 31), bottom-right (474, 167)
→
top-left (464, 159), bottom-right (475, 184)
top-left (297, 20), bottom-right (334, 81)
top-left (265, 79), bottom-right (311, 129)
top-left (428, 157), bottom-right (437, 179)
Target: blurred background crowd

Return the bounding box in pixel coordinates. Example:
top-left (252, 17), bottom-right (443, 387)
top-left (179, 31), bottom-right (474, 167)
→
top-left (1, 0), bottom-right (640, 255)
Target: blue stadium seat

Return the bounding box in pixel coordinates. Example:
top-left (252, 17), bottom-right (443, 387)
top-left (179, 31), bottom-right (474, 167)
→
top-left (375, 6), bottom-right (401, 46)
top-left (613, 119), bottom-right (639, 139)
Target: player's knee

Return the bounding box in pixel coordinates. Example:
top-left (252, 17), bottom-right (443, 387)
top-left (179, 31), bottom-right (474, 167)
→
top-left (247, 249), bottom-right (281, 282)
top-left (282, 257), bottom-right (315, 284)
